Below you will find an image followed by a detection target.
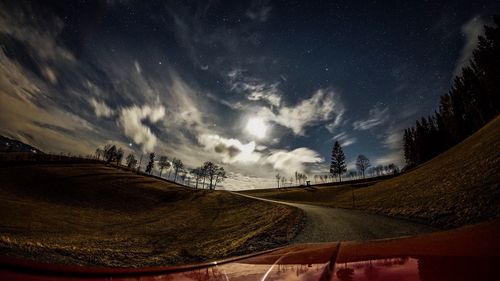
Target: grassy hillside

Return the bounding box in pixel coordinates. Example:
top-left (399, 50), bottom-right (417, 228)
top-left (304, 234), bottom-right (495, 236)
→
top-left (0, 162), bottom-right (303, 267)
top-left (243, 115), bottom-right (500, 229)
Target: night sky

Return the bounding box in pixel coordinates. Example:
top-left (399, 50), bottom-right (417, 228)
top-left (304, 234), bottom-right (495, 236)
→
top-left (1, 0), bottom-right (499, 189)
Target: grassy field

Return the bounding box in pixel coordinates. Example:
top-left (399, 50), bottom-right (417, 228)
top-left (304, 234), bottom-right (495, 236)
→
top-left (243, 115), bottom-right (500, 229)
top-left (0, 162), bottom-right (304, 267)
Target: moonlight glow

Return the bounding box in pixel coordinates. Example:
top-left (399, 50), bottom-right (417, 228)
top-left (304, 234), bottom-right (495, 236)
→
top-left (246, 118), bottom-right (268, 139)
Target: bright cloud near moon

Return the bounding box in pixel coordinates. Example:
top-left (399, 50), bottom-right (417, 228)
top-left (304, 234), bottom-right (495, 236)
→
top-left (246, 117), bottom-right (268, 139)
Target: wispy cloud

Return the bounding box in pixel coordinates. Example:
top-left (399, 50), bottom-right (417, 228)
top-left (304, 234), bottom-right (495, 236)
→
top-left (119, 104), bottom-right (165, 153)
top-left (228, 69), bottom-right (282, 108)
top-left (372, 151), bottom-right (402, 167)
top-left (89, 98), bottom-right (115, 118)
top-left (256, 89), bottom-right (344, 135)
top-left (245, 3), bottom-right (272, 22)
top-left (198, 134), bottom-right (261, 164)
top-left (353, 106), bottom-right (389, 130)
top-left (330, 131), bottom-right (357, 147)
top-left (266, 147), bottom-right (323, 176)
top-left (453, 15), bottom-right (485, 76)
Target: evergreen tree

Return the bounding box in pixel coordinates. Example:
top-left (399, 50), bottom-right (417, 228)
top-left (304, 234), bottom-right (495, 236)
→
top-left (402, 16), bottom-right (500, 169)
top-left (330, 141), bottom-right (347, 182)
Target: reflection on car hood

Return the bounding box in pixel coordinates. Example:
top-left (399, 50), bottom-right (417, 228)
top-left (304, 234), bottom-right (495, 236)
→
top-left (0, 219), bottom-right (499, 280)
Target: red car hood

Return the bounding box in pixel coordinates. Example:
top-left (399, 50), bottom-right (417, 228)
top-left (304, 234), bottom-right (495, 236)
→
top-left (1, 219), bottom-right (499, 281)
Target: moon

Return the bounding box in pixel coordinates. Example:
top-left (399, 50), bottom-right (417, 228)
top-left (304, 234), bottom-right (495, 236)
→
top-left (246, 117), bottom-right (268, 139)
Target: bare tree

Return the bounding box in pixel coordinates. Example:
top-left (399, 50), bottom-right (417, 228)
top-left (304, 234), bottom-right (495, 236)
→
top-left (180, 171), bottom-right (187, 184)
top-left (116, 148), bottom-right (124, 166)
top-left (388, 163), bottom-right (399, 175)
top-left (126, 154), bottom-right (137, 168)
top-left (145, 152), bottom-right (155, 174)
top-left (355, 154), bottom-right (370, 179)
top-left (203, 161), bottom-right (217, 190)
top-left (213, 166), bottom-right (226, 189)
top-left (191, 167), bottom-right (203, 188)
top-left (103, 144), bottom-right (117, 163)
top-left (281, 176), bottom-right (286, 188)
top-left (275, 173), bottom-right (281, 189)
top-left (158, 156), bottom-right (170, 177)
top-left (172, 158), bottom-right (184, 181)
top-left (95, 148), bottom-right (103, 160)
top-left (200, 164), bottom-right (208, 189)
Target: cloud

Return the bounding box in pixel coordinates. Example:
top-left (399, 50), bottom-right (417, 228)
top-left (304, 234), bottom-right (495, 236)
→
top-left (198, 134), bottom-right (261, 164)
top-left (134, 61), bottom-right (141, 74)
top-left (353, 106), bottom-right (389, 130)
top-left (372, 151), bottom-right (403, 167)
top-left (228, 71), bottom-right (282, 108)
top-left (330, 131), bottom-right (357, 147)
top-left (383, 129), bottom-right (402, 150)
top-left (0, 4), bottom-right (75, 64)
top-left (118, 104), bottom-right (165, 152)
top-left (245, 4), bottom-right (272, 22)
top-left (257, 89), bottom-right (344, 135)
top-left (89, 98), bottom-right (114, 118)
top-left (266, 148), bottom-right (323, 176)
top-left (453, 15), bottom-right (485, 76)
top-left (246, 84), bottom-right (281, 107)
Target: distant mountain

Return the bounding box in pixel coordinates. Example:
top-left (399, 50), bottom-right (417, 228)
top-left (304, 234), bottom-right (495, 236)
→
top-left (0, 136), bottom-right (44, 154)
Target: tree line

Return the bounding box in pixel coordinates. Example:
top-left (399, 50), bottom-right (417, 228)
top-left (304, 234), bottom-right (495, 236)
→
top-left (403, 16), bottom-right (500, 169)
top-left (94, 144), bottom-right (226, 189)
top-left (274, 141), bottom-right (399, 188)
top-left (330, 141), bottom-right (398, 182)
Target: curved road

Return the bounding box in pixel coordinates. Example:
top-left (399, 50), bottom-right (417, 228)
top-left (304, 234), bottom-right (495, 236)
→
top-left (235, 193), bottom-right (437, 243)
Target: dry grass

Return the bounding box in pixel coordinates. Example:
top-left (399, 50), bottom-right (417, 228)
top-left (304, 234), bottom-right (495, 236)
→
top-left (243, 116), bottom-right (500, 229)
top-left (0, 163), bottom-right (303, 267)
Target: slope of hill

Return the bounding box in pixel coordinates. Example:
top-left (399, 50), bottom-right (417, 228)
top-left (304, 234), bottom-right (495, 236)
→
top-left (243, 115), bottom-right (500, 229)
top-left (0, 162), bottom-right (303, 267)
top-left (0, 135), bottom-right (43, 154)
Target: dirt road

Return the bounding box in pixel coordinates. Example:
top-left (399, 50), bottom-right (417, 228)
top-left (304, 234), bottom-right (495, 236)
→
top-left (235, 192), bottom-right (437, 243)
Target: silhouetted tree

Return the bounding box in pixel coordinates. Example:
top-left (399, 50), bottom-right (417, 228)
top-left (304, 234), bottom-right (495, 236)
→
top-left (158, 156), bottom-right (170, 177)
top-left (275, 173), bottom-right (281, 188)
top-left (180, 171), bottom-right (187, 183)
top-left (145, 152), bottom-right (155, 174)
top-left (355, 154), bottom-right (370, 178)
top-left (116, 148), bottom-right (124, 166)
top-left (172, 158), bottom-right (184, 181)
top-left (203, 161), bottom-right (217, 190)
top-left (330, 141), bottom-right (347, 182)
top-left (191, 167), bottom-right (203, 188)
top-left (95, 148), bottom-right (103, 160)
top-left (403, 16), bottom-right (500, 169)
top-left (213, 166), bottom-right (226, 189)
top-left (388, 163), bottom-right (399, 174)
top-left (103, 144), bottom-right (117, 163)
top-left (200, 164), bottom-right (208, 189)
top-left (126, 154), bottom-right (137, 168)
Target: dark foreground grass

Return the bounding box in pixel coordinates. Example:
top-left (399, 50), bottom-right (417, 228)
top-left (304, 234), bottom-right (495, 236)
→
top-left (243, 116), bottom-right (500, 229)
top-left (0, 163), bottom-right (304, 267)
